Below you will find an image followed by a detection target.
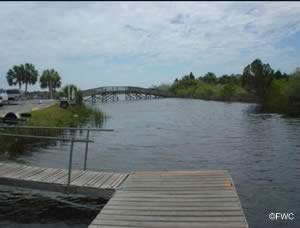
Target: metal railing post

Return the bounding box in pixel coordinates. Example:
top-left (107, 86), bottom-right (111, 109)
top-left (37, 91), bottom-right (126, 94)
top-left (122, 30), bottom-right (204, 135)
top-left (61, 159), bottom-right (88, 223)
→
top-left (67, 138), bottom-right (74, 186)
top-left (83, 129), bottom-right (90, 170)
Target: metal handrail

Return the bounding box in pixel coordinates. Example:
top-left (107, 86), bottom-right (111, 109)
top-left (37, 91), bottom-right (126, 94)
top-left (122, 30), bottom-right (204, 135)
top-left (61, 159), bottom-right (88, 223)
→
top-left (0, 133), bottom-right (93, 143)
top-left (0, 126), bottom-right (113, 131)
top-left (0, 127), bottom-right (112, 186)
top-left (0, 126), bottom-right (113, 171)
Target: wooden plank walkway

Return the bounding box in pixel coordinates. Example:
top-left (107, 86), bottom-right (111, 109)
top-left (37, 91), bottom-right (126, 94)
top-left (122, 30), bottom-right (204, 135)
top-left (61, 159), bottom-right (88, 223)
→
top-left (0, 163), bottom-right (248, 228)
top-left (90, 171), bottom-right (248, 228)
top-left (0, 162), bottom-right (128, 199)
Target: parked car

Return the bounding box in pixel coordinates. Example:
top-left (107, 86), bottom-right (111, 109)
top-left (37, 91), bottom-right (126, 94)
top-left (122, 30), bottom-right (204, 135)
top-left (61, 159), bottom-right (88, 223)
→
top-left (6, 89), bottom-right (23, 103)
top-left (0, 88), bottom-right (8, 106)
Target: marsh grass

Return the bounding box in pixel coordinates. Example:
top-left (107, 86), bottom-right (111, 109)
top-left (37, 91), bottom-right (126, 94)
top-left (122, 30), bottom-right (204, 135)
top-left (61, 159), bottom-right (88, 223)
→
top-left (29, 103), bottom-right (105, 127)
top-left (0, 103), bottom-right (106, 157)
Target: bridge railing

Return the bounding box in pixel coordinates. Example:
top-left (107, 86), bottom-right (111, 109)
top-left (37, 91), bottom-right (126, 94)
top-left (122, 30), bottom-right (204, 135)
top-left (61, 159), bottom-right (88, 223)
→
top-left (81, 86), bottom-right (174, 98)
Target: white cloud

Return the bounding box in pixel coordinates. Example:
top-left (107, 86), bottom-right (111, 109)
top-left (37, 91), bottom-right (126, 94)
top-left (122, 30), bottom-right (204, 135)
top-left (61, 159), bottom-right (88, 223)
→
top-left (0, 1), bottom-right (300, 89)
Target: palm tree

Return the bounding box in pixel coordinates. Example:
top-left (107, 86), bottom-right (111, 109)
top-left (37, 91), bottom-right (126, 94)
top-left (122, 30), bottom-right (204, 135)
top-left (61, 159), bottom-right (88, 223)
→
top-left (60, 84), bottom-right (83, 104)
top-left (40, 69), bottom-right (62, 99)
top-left (7, 65), bottom-right (25, 90)
top-left (6, 63), bottom-right (39, 92)
top-left (23, 63), bottom-right (38, 93)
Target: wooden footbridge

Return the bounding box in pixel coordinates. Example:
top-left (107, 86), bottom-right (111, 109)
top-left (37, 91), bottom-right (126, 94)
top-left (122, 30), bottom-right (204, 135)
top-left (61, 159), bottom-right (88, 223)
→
top-left (81, 86), bottom-right (174, 103)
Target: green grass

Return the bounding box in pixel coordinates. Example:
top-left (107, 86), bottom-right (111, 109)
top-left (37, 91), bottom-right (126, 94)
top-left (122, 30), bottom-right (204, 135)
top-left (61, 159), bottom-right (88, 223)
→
top-left (0, 103), bottom-right (106, 158)
top-left (29, 103), bottom-right (105, 127)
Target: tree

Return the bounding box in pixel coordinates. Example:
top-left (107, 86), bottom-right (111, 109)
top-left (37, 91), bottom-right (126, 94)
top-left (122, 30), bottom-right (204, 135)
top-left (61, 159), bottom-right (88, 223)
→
top-left (7, 65), bottom-right (24, 89)
top-left (40, 69), bottom-right (62, 99)
top-left (287, 68), bottom-right (300, 99)
top-left (203, 72), bottom-right (217, 84)
top-left (273, 70), bottom-right (283, 80)
top-left (241, 59), bottom-right (274, 101)
top-left (23, 63), bottom-right (38, 93)
top-left (220, 84), bottom-right (237, 101)
top-left (6, 63), bottom-right (38, 92)
top-left (60, 84), bottom-right (82, 104)
top-left (219, 74), bottom-right (241, 85)
top-left (189, 72), bottom-right (195, 80)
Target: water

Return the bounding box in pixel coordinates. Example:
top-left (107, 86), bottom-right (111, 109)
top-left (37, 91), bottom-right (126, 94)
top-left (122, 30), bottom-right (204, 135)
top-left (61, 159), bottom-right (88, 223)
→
top-left (0, 185), bottom-right (106, 228)
top-left (1, 98), bottom-right (300, 227)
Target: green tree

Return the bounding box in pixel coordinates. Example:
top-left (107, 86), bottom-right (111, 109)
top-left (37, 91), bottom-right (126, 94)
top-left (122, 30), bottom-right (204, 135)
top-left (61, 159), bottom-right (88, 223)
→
top-left (6, 65), bottom-right (24, 89)
top-left (273, 70), bottom-right (283, 80)
top-left (220, 84), bottom-right (237, 101)
top-left (203, 72), bottom-right (217, 84)
top-left (23, 63), bottom-right (38, 93)
top-left (60, 84), bottom-right (83, 104)
top-left (219, 74), bottom-right (241, 85)
top-left (241, 59), bottom-right (274, 101)
top-left (40, 69), bottom-right (62, 99)
top-left (265, 79), bottom-right (289, 112)
top-left (189, 72), bottom-right (195, 80)
top-left (287, 69), bottom-right (300, 98)
top-left (6, 63), bottom-right (38, 92)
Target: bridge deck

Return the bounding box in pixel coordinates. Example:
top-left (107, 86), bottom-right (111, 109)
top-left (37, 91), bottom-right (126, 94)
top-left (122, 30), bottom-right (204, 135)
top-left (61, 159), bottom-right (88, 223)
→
top-left (0, 163), bottom-right (248, 228)
top-left (81, 86), bottom-right (174, 98)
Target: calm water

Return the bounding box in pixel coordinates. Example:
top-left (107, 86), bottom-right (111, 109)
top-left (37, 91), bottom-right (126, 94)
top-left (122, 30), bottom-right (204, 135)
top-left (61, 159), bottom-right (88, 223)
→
top-left (1, 98), bottom-right (300, 228)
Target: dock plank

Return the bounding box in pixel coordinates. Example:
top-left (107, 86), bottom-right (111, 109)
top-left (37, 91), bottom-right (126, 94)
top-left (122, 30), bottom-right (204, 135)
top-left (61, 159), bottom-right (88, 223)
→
top-left (89, 171), bottom-right (248, 228)
top-left (0, 163), bottom-right (248, 228)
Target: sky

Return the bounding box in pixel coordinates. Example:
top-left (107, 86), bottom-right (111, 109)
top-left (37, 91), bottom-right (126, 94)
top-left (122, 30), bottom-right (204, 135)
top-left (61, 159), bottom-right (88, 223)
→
top-left (0, 1), bottom-right (300, 91)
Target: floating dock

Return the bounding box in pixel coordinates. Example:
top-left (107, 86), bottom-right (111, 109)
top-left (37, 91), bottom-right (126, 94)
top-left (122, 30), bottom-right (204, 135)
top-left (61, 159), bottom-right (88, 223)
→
top-left (0, 162), bottom-right (248, 228)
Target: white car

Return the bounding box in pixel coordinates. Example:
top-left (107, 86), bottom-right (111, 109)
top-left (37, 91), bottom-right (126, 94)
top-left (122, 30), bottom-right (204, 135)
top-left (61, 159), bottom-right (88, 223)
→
top-left (0, 88), bottom-right (8, 106)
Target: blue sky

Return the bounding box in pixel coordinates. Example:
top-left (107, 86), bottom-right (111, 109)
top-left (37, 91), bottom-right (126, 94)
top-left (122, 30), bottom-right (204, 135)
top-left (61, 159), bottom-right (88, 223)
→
top-left (0, 1), bottom-right (300, 91)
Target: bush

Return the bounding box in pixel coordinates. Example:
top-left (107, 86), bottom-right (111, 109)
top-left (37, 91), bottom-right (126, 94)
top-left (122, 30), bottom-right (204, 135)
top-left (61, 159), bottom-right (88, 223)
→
top-left (286, 74), bottom-right (300, 98)
top-left (265, 79), bottom-right (289, 112)
top-left (220, 84), bottom-right (237, 101)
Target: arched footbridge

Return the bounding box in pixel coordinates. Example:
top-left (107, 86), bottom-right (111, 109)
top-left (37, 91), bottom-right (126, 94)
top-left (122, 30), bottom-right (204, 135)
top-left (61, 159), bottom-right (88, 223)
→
top-left (81, 86), bottom-right (174, 102)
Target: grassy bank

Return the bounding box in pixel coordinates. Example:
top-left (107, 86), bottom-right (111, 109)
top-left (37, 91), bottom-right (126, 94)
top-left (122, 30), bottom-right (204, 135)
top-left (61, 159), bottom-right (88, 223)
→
top-left (29, 103), bottom-right (105, 127)
top-left (0, 103), bottom-right (105, 157)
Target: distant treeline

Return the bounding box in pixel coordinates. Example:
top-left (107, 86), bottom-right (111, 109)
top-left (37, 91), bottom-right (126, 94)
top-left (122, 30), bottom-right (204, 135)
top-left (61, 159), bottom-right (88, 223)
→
top-left (155, 59), bottom-right (300, 115)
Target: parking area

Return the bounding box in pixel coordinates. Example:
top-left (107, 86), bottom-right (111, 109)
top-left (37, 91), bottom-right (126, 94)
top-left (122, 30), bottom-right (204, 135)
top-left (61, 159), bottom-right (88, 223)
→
top-left (0, 99), bottom-right (55, 119)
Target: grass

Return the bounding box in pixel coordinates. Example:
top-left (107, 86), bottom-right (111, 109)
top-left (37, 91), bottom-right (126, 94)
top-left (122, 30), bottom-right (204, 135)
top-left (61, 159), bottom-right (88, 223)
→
top-left (28, 103), bottom-right (105, 127)
top-left (0, 103), bottom-right (106, 157)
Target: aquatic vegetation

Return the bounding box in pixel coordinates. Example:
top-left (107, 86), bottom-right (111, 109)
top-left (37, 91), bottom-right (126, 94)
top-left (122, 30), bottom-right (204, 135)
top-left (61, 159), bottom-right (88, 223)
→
top-left (0, 104), bottom-right (106, 157)
top-left (29, 103), bottom-right (105, 128)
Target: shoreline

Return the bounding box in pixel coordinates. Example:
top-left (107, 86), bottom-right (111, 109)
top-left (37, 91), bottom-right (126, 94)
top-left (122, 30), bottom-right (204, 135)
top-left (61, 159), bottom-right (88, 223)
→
top-left (29, 103), bottom-right (105, 127)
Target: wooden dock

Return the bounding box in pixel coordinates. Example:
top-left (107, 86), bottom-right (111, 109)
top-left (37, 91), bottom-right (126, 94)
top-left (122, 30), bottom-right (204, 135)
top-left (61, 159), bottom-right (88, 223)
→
top-left (0, 163), bottom-right (248, 228)
top-left (0, 162), bottom-right (127, 199)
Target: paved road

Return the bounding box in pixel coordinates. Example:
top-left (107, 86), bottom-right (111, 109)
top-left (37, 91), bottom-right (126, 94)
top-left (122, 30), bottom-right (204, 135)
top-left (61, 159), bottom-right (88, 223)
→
top-left (0, 99), bottom-right (55, 119)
